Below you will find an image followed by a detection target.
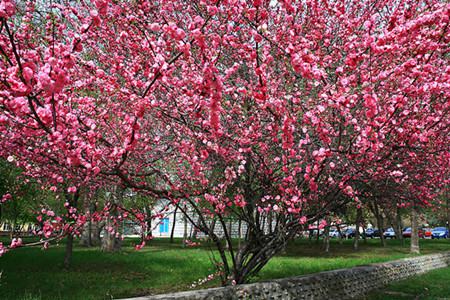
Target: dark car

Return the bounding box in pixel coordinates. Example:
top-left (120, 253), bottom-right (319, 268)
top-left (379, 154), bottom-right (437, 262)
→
top-left (431, 227), bottom-right (449, 239)
top-left (364, 228), bottom-right (380, 238)
top-left (402, 227), bottom-right (424, 238)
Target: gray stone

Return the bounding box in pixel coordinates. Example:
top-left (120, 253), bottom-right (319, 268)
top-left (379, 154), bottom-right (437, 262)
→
top-left (119, 251), bottom-right (450, 300)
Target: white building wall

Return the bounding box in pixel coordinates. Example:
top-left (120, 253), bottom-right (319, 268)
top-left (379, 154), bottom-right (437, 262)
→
top-left (150, 200), bottom-right (250, 239)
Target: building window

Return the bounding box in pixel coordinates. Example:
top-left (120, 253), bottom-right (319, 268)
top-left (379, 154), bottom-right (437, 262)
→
top-left (160, 218), bottom-right (169, 234)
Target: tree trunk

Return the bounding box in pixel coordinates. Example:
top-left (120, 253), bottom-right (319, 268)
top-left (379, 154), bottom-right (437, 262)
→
top-left (268, 212), bottom-right (273, 234)
top-left (353, 207), bottom-right (362, 251)
top-left (95, 222), bottom-right (103, 245)
top-left (238, 219), bottom-right (242, 249)
top-left (336, 224), bottom-right (344, 244)
top-left (228, 218), bottom-right (233, 250)
top-left (373, 203), bottom-right (386, 247)
top-left (410, 206), bottom-right (420, 254)
top-left (395, 206), bottom-right (404, 246)
top-left (89, 203), bottom-right (101, 246)
top-left (64, 190), bottom-right (79, 269)
top-left (101, 217), bottom-right (122, 252)
top-left (182, 204), bottom-right (187, 247)
top-left (80, 203), bottom-right (97, 247)
top-left (79, 221), bottom-right (93, 247)
top-left (315, 220), bottom-right (320, 244)
top-left (170, 206), bottom-right (178, 243)
top-left (362, 226), bottom-right (367, 244)
top-left (79, 193), bottom-right (94, 247)
top-left (101, 187), bottom-right (123, 252)
top-left (87, 218), bottom-right (92, 246)
top-left (323, 224), bottom-right (330, 253)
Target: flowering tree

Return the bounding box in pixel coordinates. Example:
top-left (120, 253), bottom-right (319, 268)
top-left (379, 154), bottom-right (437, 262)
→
top-left (1, 0), bottom-right (449, 284)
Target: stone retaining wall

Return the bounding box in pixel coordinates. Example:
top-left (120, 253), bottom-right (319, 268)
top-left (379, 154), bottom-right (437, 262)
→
top-left (122, 251), bottom-right (450, 300)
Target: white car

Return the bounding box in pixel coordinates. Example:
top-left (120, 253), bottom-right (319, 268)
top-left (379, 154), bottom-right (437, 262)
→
top-left (383, 228), bottom-right (396, 239)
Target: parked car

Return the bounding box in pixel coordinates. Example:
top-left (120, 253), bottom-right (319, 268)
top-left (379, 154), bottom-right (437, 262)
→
top-left (329, 229), bottom-right (341, 238)
top-left (424, 228), bottom-right (433, 238)
top-left (343, 228), bottom-right (356, 239)
top-left (402, 227), bottom-right (424, 238)
top-left (431, 227), bottom-right (449, 239)
top-left (383, 227), bottom-right (396, 239)
top-left (364, 228), bottom-right (380, 239)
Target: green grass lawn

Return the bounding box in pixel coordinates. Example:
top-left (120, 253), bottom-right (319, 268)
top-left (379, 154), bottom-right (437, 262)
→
top-left (0, 238), bottom-right (449, 300)
top-left (365, 266), bottom-right (450, 300)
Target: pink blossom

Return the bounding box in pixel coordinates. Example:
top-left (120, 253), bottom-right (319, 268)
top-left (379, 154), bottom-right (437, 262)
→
top-left (135, 241), bottom-right (146, 250)
top-left (233, 195), bottom-right (247, 208)
top-left (94, 0), bottom-right (108, 15)
top-left (1, 193), bottom-right (12, 203)
top-left (149, 23), bottom-right (160, 31)
top-left (0, 0), bottom-right (15, 18)
top-left (0, 242), bottom-right (7, 256)
top-left (318, 219), bottom-right (327, 230)
top-left (67, 186), bottom-right (77, 193)
top-left (10, 238), bottom-right (22, 248)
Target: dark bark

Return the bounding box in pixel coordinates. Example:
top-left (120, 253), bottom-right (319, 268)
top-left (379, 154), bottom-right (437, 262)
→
top-left (182, 204), bottom-right (187, 247)
top-left (227, 218), bottom-right (233, 250)
top-left (238, 219), bottom-right (242, 249)
top-left (170, 206), bottom-right (178, 243)
top-left (87, 218), bottom-right (92, 246)
top-left (336, 223), bottom-right (344, 244)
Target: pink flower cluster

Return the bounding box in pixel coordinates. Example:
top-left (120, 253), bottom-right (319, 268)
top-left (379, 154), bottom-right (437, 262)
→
top-left (0, 242), bottom-right (7, 256)
top-left (134, 241), bottom-right (145, 251)
top-left (1, 193), bottom-right (12, 203)
top-left (184, 240), bottom-right (200, 247)
top-left (10, 238), bottom-right (22, 248)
